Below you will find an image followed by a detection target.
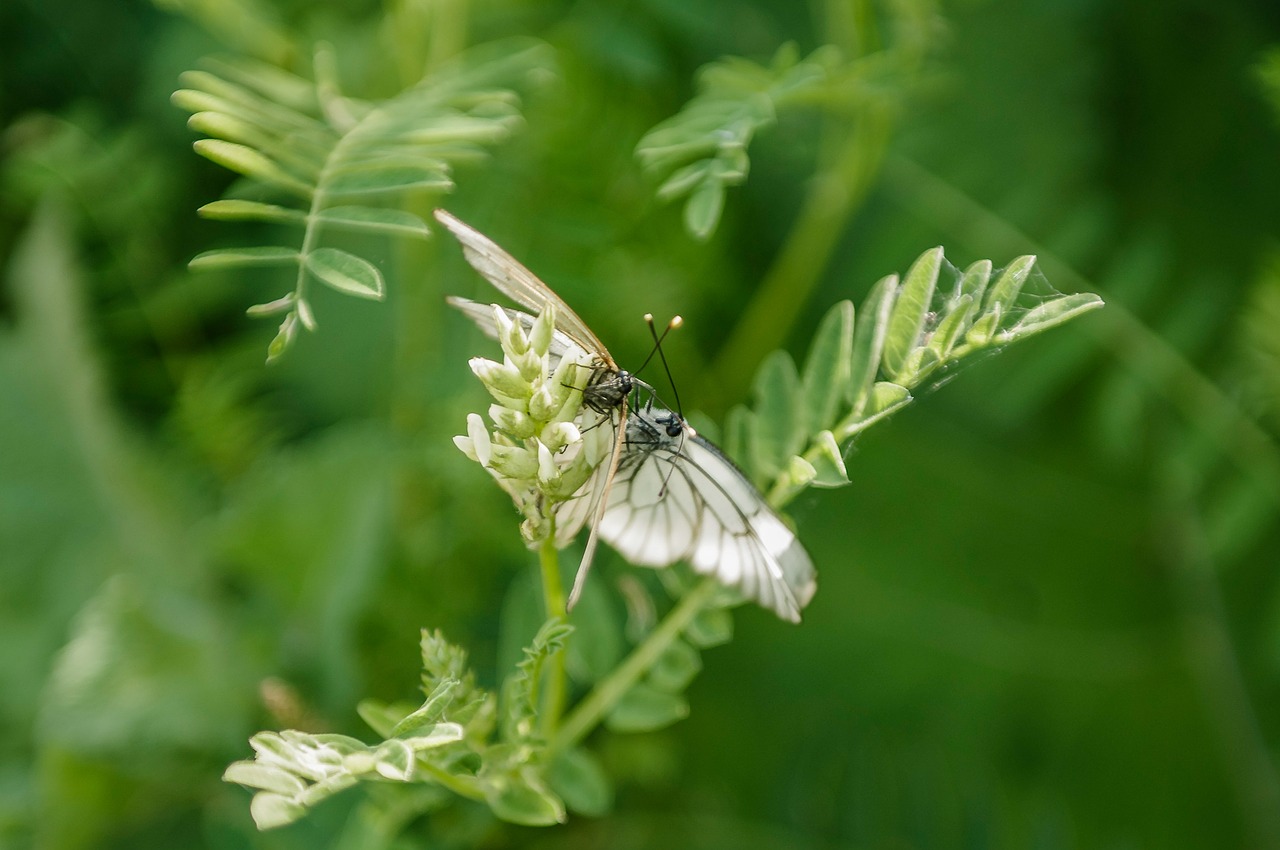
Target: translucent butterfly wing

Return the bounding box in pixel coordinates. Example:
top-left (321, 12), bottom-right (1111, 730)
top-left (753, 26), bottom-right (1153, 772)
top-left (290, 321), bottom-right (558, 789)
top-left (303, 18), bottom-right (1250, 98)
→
top-left (598, 408), bottom-right (817, 623)
top-left (434, 209), bottom-right (614, 367)
top-left (446, 296), bottom-right (590, 371)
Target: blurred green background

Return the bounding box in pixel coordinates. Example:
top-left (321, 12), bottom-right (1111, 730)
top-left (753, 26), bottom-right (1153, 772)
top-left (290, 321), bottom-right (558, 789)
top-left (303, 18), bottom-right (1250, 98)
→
top-left (3, 0), bottom-right (1280, 847)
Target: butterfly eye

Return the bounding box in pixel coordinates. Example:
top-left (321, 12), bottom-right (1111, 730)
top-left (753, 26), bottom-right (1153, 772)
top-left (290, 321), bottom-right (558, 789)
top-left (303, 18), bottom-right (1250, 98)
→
top-left (665, 420), bottom-right (682, 438)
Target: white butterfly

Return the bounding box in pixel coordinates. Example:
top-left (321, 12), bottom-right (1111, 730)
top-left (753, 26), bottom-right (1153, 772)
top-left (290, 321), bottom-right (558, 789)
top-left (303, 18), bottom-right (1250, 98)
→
top-left (435, 209), bottom-right (817, 622)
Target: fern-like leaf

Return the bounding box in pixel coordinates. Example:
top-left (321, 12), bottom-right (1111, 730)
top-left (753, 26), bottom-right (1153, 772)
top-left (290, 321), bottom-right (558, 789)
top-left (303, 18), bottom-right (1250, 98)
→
top-left (174, 38), bottom-right (554, 360)
top-left (635, 43), bottom-right (849, 239)
top-left (717, 249), bottom-right (1105, 507)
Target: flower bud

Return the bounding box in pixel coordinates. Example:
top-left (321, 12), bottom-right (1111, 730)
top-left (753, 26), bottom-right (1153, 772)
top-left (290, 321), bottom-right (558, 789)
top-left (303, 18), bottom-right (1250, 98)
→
top-left (528, 383), bottom-right (559, 421)
top-left (465, 413), bottom-right (492, 466)
top-left (536, 441), bottom-right (560, 487)
top-left (470, 357), bottom-right (530, 405)
top-left (541, 420), bottom-right (581, 453)
top-left (488, 444), bottom-right (538, 479)
top-left (489, 404), bottom-right (536, 439)
top-left (512, 348), bottom-right (544, 383)
top-left (500, 307), bottom-right (529, 356)
top-left (529, 304), bottom-right (556, 357)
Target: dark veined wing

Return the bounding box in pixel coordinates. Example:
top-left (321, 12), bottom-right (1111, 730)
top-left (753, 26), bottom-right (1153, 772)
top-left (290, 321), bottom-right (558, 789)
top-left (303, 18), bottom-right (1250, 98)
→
top-left (596, 406), bottom-right (817, 623)
top-left (434, 209), bottom-right (614, 366)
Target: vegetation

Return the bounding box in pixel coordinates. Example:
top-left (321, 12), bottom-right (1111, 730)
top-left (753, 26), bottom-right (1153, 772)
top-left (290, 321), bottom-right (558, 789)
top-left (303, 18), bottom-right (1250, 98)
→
top-left (2, 0), bottom-right (1278, 848)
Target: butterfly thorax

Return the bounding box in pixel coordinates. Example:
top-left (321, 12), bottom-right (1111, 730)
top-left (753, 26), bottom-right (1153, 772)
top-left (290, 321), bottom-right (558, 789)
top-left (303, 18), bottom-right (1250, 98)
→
top-left (582, 366), bottom-right (633, 414)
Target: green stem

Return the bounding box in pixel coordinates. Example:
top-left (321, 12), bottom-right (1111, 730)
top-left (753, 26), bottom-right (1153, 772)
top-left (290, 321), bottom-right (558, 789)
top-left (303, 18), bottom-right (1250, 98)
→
top-left (420, 761), bottom-right (485, 802)
top-left (538, 532), bottom-right (567, 736)
top-left (551, 578), bottom-right (720, 755)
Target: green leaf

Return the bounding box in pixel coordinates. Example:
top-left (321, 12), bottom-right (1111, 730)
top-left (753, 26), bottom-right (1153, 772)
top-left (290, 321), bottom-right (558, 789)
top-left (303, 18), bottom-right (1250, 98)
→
top-left (800, 299), bottom-right (855, 434)
top-left (549, 748), bottom-right (614, 817)
top-left (684, 179), bottom-right (725, 240)
top-left (808, 430), bottom-right (849, 488)
top-left (965, 310), bottom-right (1000, 347)
top-left (193, 139), bottom-right (311, 198)
top-left (684, 606), bottom-right (733, 648)
top-left (751, 350), bottom-right (803, 480)
top-left (222, 762), bottom-right (306, 796)
top-left (305, 247), bottom-right (385, 300)
top-left (502, 618), bottom-right (573, 743)
top-left (421, 628), bottom-right (472, 685)
top-left (266, 312), bottom-right (299, 363)
top-left (956, 259), bottom-right (992, 304)
top-left (203, 55), bottom-right (319, 113)
top-left (390, 678), bottom-right (460, 736)
top-left (649, 638), bottom-right (702, 693)
top-left (398, 722), bottom-right (466, 752)
top-left (315, 205), bottom-right (431, 238)
top-left (357, 699), bottom-right (417, 738)
top-left (927, 292), bottom-right (976, 361)
top-left (372, 739), bottom-right (415, 781)
top-left (982, 254), bottom-right (1036, 317)
top-left (848, 273), bottom-right (899, 414)
top-left (245, 293), bottom-right (296, 317)
top-left (483, 768), bottom-right (566, 826)
top-left (324, 163), bottom-right (453, 197)
top-left (657, 160), bottom-right (712, 201)
top-left (1000, 292), bottom-right (1105, 342)
top-left (605, 682), bottom-right (690, 732)
top-left (190, 246), bottom-right (300, 270)
top-left (249, 792), bottom-right (307, 830)
top-left (882, 246), bottom-right (943, 380)
top-left (198, 199), bottom-right (306, 224)
top-left (565, 578), bottom-right (625, 684)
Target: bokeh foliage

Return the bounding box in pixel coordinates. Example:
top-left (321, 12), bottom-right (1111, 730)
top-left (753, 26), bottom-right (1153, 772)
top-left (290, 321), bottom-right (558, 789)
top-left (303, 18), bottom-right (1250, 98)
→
top-left (2, 0), bottom-right (1279, 849)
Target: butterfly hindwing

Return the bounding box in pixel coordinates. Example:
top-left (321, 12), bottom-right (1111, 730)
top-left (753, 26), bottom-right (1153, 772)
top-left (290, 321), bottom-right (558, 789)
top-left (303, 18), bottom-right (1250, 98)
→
top-left (598, 407), bottom-right (817, 623)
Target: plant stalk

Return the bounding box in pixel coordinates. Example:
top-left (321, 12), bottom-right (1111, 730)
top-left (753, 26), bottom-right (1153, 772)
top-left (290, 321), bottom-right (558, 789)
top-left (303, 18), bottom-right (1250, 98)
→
top-left (538, 531), bottom-right (567, 736)
top-left (550, 577), bottom-right (720, 755)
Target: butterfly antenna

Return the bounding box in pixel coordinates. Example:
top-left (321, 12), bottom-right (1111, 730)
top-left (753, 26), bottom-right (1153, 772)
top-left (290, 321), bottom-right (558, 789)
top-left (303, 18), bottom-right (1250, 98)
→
top-left (641, 313), bottom-right (685, 418)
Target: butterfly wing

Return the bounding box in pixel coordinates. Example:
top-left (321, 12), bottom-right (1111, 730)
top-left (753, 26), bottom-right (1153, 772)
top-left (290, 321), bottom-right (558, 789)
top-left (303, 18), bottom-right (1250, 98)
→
top-left (446, 296), bottom-right (588, 371)
top-left (435, 209), bottom-right (615, 366)
top-left (597, 408), bottom-right (817, 623)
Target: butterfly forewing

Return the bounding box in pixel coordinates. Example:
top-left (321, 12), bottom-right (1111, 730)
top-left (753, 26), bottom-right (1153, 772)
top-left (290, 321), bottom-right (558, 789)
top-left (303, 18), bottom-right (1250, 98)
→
top-left (435, 209), bottom-right (613, 365)
top-left (436, 210), bottom-right (633, 415)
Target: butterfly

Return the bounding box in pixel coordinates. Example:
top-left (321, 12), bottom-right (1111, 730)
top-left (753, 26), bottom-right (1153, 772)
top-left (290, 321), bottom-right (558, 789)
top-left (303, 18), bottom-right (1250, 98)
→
top-left (435, 209), bottom-right (817, 622)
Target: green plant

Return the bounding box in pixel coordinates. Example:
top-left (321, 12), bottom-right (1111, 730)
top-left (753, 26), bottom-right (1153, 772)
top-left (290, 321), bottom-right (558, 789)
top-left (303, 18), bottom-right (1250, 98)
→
top-left (157, 2), bottom-right (1107, 837)
top-left (220, 219), bottom-right (1101, 828)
